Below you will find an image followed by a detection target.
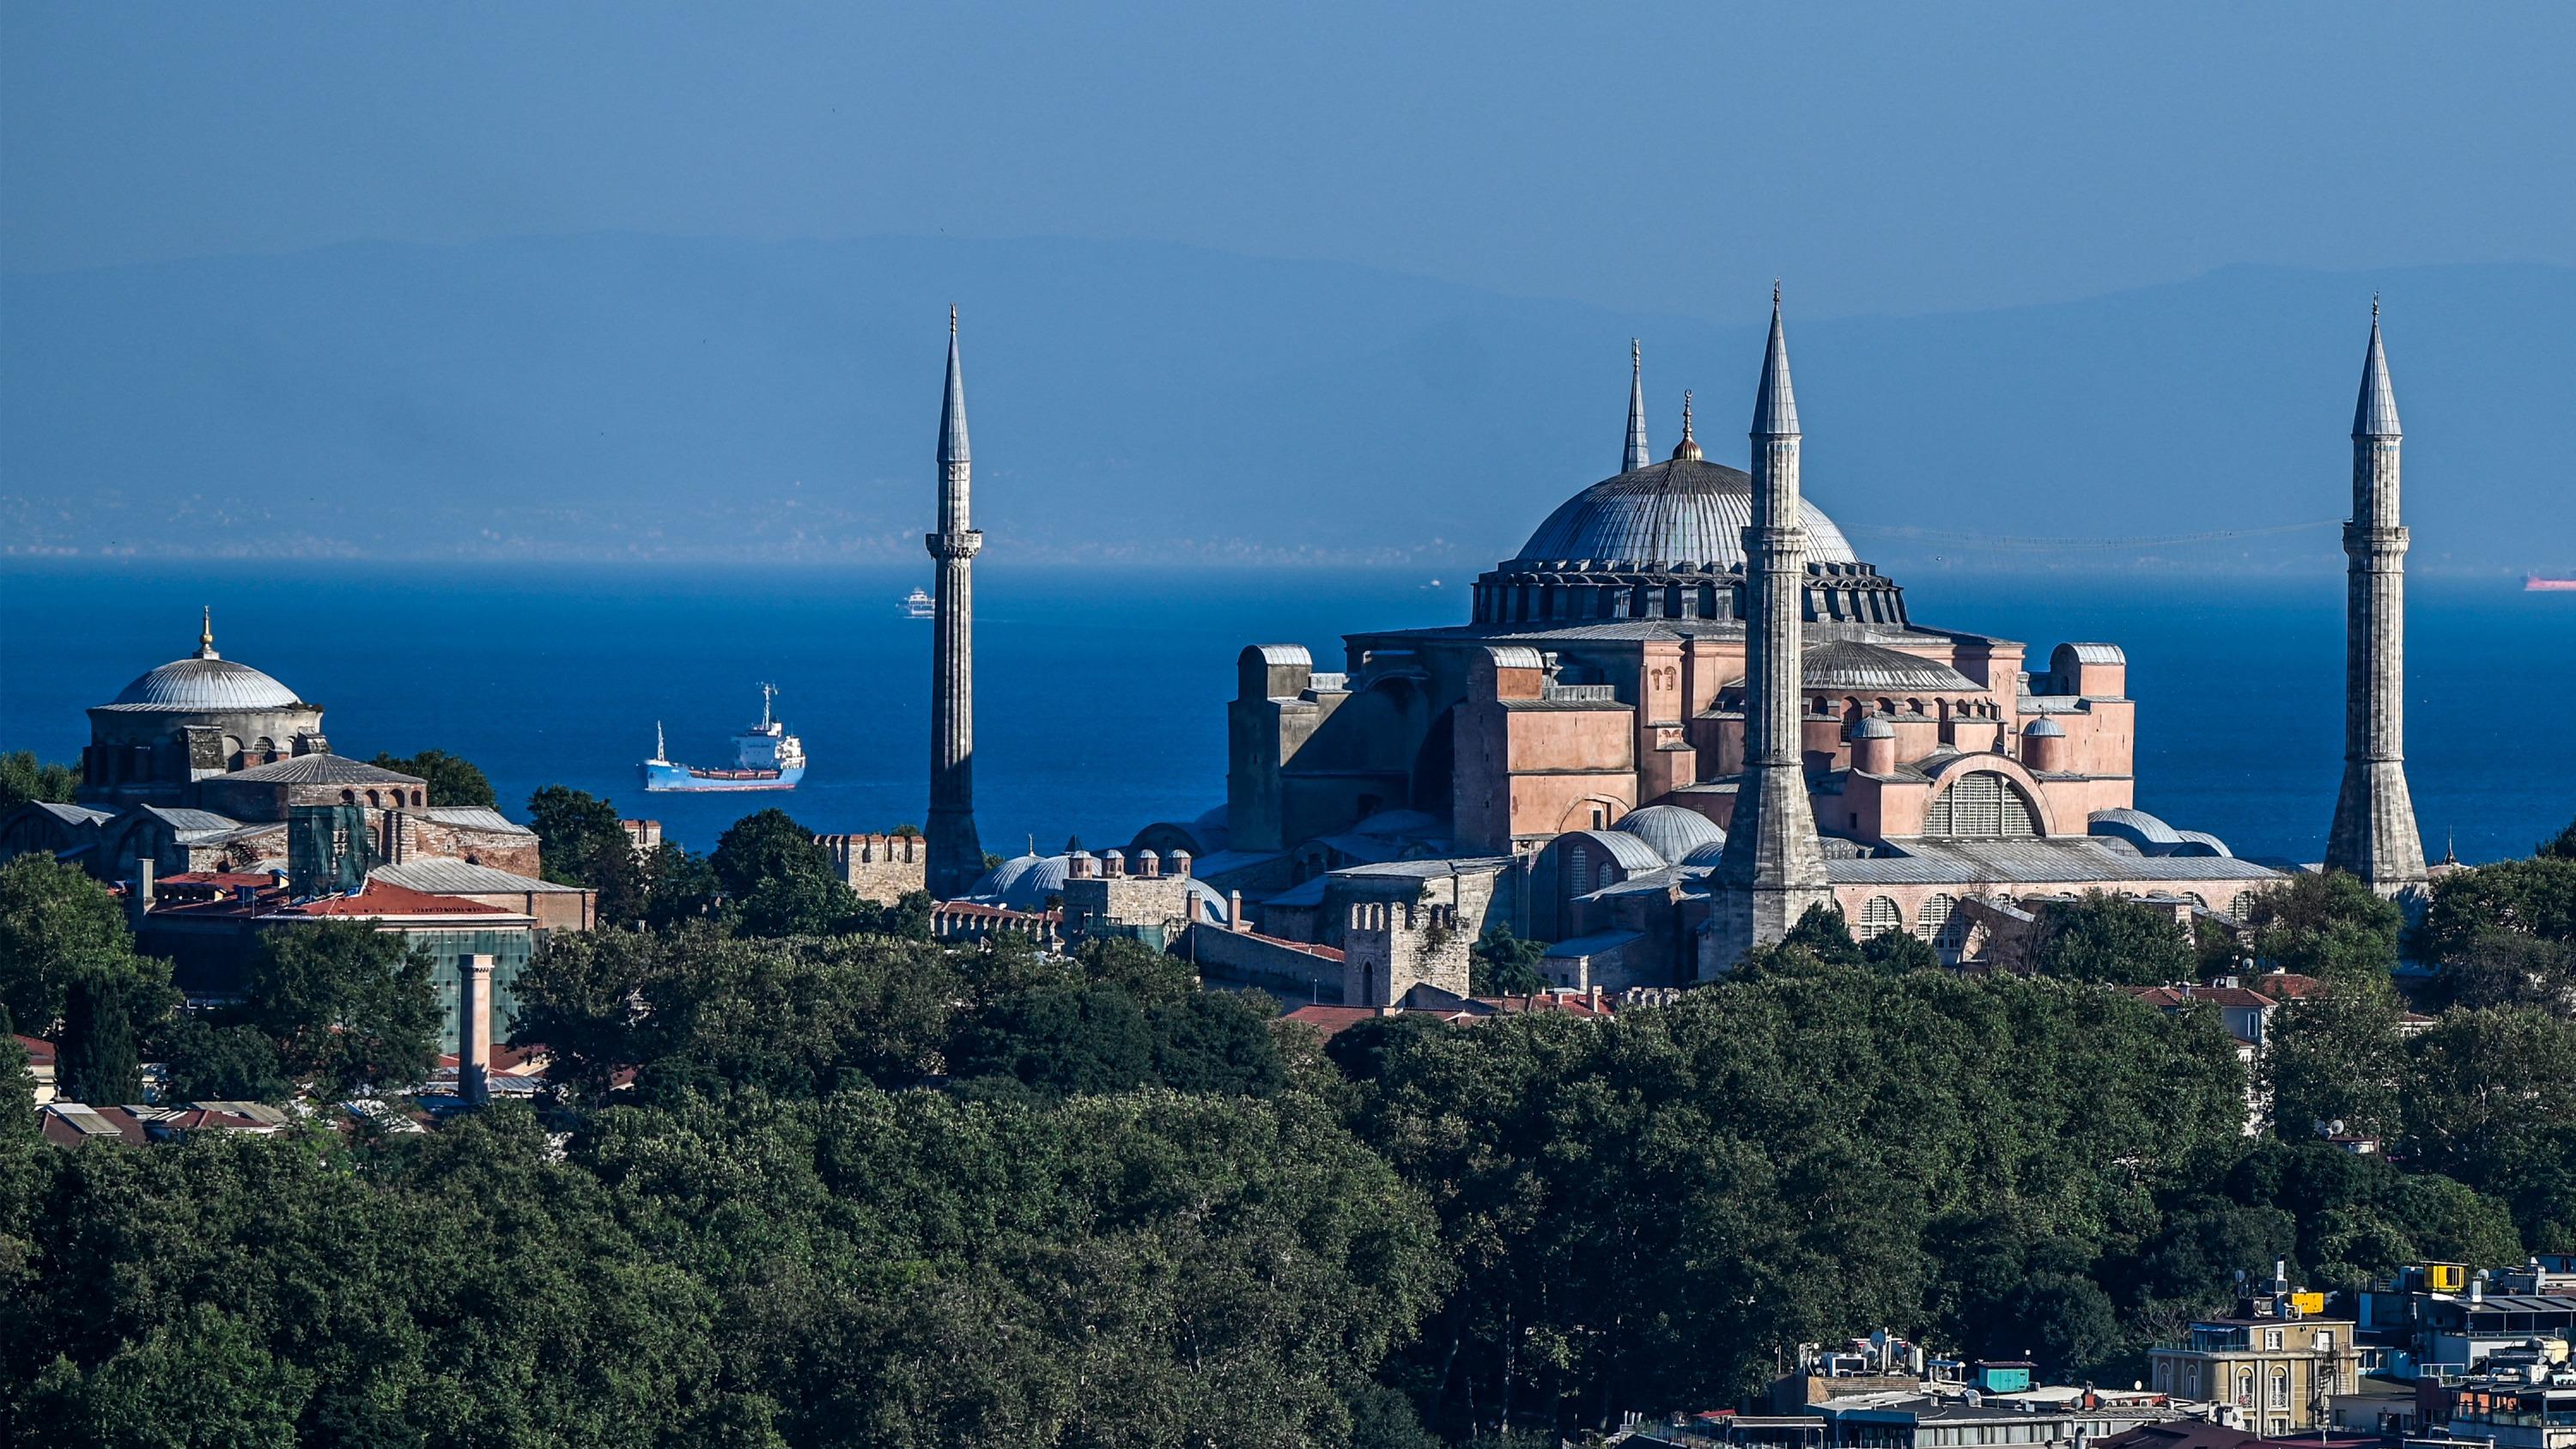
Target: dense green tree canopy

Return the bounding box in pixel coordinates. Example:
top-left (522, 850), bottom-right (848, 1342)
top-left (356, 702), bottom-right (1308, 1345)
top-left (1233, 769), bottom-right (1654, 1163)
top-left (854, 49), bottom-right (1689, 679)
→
top-left (2418, 856), bottom-right (2576, 1016)
top-left (2244, 871), bottom-right (2403, 981)
top-left (2021, 892), bottom-right (2196, 985)
top-left (0, 855), bottom-right (143, 1034)
top-left (710, 807), bottom-right (833, 902)
top-left (0, 752), bottom-right (79, 813)
top-left (1469, 924), bottom-right (1547, 996)
top-left (367, 748), bottom-right (497, 808)
top-left (241, 921), bottom-right (440, 1098)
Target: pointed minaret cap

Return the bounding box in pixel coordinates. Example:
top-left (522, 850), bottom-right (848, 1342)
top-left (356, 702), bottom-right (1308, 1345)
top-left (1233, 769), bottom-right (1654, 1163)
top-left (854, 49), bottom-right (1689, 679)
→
top-left (939, 306), bottom-right (970, 468)
top-left (1623, 339), bottom-right (1652, 472)
top-left (1670, 389), bottom-right (1704, 461)
top-left (195, 605), bottom-right (219, 661)
top-left (2353, 295), bottom-right (2401, 439)
top-left (1752, 280), bottom-right (1800, 437)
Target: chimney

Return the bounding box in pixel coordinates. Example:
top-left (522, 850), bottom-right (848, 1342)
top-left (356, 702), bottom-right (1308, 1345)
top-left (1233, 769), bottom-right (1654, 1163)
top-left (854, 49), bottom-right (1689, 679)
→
top-left (1135, 849), bottom-right (1159, 879)
top-left (129, 858), bottom-right (155, 928)
top-left (1102, 850), bottom-right (1125, 878)
top-left (1170, 849), bottom-right (1192, 879)
top-left (459, 953), bottom-right (495, 1106)
top-left (1228, 889), bottom-right (1246, 932)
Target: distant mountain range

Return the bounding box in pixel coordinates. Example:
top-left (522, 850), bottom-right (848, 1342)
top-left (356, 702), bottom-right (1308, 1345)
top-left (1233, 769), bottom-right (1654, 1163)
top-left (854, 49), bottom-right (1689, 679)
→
top-left (3, 235), bottom-right (2567, 574)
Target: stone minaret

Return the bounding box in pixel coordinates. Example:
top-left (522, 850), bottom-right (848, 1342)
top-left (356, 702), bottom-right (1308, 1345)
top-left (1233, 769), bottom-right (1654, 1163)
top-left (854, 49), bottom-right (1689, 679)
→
top-left (1623, 339), bottom-right (1651, 472)
top-left (926, 307), bottom-right (985, 898)
top-left (1708, 287), bottom-right (1830, 971)
top-left (2325, 300), bottom-right (2427, 894)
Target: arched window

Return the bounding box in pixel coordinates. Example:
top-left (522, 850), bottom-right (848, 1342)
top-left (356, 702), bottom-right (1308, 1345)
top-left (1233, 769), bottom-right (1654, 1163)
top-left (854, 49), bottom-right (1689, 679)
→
top-left (411, 789), bottom-right (426, 807)
top-left (2230, 892), bottom-right (2257, 919)
top-left (1857, 896), bottom-right (1903, 941)
top-left (1916, 892), bottom-right (1956, 943)
top-left (340, 789), bottom-right (356, 804)
top-left (1923, 771), bottom-right (2040, 838)
top-left (365, 789), bottom-right (381, 807)
top-left (1596, 859), bottom-right (1617, 892)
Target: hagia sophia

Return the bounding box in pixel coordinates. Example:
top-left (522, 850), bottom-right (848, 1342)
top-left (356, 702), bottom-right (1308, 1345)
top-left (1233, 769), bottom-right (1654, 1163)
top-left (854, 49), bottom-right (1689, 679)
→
top-left (996, 295), bottom-right (2428, 1000)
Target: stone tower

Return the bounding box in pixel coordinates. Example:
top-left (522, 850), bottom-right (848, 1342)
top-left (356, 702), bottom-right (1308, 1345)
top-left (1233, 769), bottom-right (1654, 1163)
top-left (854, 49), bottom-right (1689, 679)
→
top-left (926, 308), bottom-right (985, 898)
top-left (1623, 339), bottom-right (1651, 472)
top-left (1707, 287), bottom-right (1831, 972)
top-left (2325, 301), bottom-right (2427, 895)
top-left (1342, 897), bottom-right (1470, 1008)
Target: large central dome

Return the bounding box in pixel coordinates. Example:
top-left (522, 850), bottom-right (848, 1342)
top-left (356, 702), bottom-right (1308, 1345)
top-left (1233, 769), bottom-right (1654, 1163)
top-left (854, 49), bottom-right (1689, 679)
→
top-left (1508, 458), bottom-right (1858, 570)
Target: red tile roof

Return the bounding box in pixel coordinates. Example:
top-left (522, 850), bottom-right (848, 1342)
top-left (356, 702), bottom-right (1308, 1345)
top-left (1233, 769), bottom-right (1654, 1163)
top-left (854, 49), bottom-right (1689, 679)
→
top-left (295, 880), bottom-right (502, 917)
top-left (13, 1033), bottom-right (54, 1067)
top-left (161, 871), bottom-right (280, 888)
top-left (1281, 1005), bottom-right (1381, 1038)
top-left (1239, 931), bottom-right (1343, 961)
top-left (2250, 972), bottom-right (2326, 1001)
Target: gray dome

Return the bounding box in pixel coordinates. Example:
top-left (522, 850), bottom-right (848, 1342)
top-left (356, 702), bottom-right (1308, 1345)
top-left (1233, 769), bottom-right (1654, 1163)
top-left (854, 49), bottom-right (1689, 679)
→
top-left (1613, 805), bottom-right (1726, 863)
top-left (968, 853), bottom-right (1072, 910)
top-left (1509, 458), bottom-right (1856, 569)
top-left (2022, 717), bottom-right (2066, 738)
top-left (1850, 715), bottom-right (1898, 740)
top-left (1680, 838), bottom-right (1731, 868)
top-left (105, 654), bottom-right (302, 712)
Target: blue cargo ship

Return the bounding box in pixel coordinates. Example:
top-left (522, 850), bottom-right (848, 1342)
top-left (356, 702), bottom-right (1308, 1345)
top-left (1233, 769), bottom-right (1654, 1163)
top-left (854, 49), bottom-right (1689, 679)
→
top-left (641, 685), bottom-right (807, 792)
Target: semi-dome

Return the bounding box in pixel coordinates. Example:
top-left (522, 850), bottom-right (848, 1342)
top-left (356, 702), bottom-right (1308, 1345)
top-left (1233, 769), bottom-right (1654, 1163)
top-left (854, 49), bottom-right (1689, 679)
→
top-left (1507, 458), bottom-right (1858, 570)
top-left (1795, 640), bottom-right (1981, 694)
top-left (1613, 804), bottom-right (1726, 863)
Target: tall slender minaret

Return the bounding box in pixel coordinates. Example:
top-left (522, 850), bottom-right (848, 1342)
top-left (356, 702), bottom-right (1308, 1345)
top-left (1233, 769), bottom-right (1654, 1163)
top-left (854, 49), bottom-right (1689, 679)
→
top-left (1709, 285), bottom-right (1830, 971)
top-left (2325, 299), bottom-right (2427, 894)
top-left (926, 307), bottom-right (985, 898)
top-left (1623, 339), bottom-right (1652, 472)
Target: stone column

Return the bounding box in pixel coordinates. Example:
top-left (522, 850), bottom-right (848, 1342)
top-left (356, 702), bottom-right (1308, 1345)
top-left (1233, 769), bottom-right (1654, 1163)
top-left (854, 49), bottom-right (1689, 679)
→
top-left (459, 953), bottom-right (495, 1106)
top-left (926, 310), bottom-right (986, 898)
top-left (1709, 289), bottom-right (1831, 973)
top-left (2325, 303), bottom-right (2427, 896)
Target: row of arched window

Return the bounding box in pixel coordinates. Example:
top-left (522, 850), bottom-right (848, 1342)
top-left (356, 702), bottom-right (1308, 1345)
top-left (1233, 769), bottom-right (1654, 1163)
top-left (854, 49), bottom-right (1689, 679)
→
top-left (338, 788), bottom-right (428, 808)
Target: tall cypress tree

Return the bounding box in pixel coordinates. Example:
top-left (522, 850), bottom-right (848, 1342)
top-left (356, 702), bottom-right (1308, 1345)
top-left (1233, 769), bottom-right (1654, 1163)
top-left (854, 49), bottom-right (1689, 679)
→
top-left (58, 976), bottom-right (141, 1105)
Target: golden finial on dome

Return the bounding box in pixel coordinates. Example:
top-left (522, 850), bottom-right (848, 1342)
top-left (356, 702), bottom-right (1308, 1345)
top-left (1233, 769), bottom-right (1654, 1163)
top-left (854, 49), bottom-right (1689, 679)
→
top-left (1671, 388), bottom-right (1704, 461)
top-left (197, 605), bottom-right (219, 660)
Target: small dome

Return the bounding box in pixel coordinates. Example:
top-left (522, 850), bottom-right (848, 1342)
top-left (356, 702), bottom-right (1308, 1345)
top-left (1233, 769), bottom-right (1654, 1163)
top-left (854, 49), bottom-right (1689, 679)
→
top-left (1850, 715), bottom-right (1897, 740)
top-left (1613, 805), bottom-right (1726, 863)
top-left (1680, 837), bottom-right (1730, 868)
top-left (105, 655), bottom-right (302, 712)
top-left (2023, 718), bottom-right (2067, 738)
top-left (968, 853), bottom-right (1072, 910)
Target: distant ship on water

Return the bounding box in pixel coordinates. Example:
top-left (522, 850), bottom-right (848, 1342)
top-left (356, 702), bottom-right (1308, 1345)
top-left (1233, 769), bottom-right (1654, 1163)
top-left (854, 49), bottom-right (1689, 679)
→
top-left (902, 587), bottom-right (935, 618)
top-left (2527, 574), bottom-right (2576, 593)
top-left (641, 685), bottom-right (806, 792)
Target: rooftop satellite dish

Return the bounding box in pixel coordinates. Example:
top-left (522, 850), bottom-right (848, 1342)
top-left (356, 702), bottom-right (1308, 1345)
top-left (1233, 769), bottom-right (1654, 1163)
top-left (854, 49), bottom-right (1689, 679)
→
top-left (2330, 1119), bottom-right (2348, 1136)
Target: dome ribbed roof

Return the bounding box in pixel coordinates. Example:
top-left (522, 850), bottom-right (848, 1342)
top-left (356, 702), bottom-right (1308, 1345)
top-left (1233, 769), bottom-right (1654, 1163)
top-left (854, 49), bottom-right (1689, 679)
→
top-left (1613, 805), bottom-right (1726, 863)
top-left (968, 853), bottom-right (1071, 910)
top-left (104, 655), bottom-right (302, 712)
top-left (1508, 458), bottom-right (1856, 570)
top-left (1798, 641), bottom-right (1978, 692)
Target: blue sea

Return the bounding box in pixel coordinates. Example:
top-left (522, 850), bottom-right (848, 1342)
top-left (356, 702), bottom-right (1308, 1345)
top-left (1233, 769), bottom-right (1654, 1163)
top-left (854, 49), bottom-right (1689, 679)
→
top-left (4, 562), bottom-right (2571, 866)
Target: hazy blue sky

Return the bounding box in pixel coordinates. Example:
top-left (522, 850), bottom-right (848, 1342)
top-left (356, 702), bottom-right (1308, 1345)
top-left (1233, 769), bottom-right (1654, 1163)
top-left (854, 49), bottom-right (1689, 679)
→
top-left (7, 3), bottom-right (2572, 317)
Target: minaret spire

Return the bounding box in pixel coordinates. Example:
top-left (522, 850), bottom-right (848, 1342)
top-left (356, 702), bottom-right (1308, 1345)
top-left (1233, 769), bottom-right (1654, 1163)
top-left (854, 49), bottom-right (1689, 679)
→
top-left (1707, 283), bottom-right (1830, 973)
top-left (926, 307), bottom-right (985, 898)
top-left (1671, 388), bottom-right (1703, 461)
top-left (2326, 298), bottom-right (2427, 898)
top-left (1623, 339), bottom-right (1652, 472)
